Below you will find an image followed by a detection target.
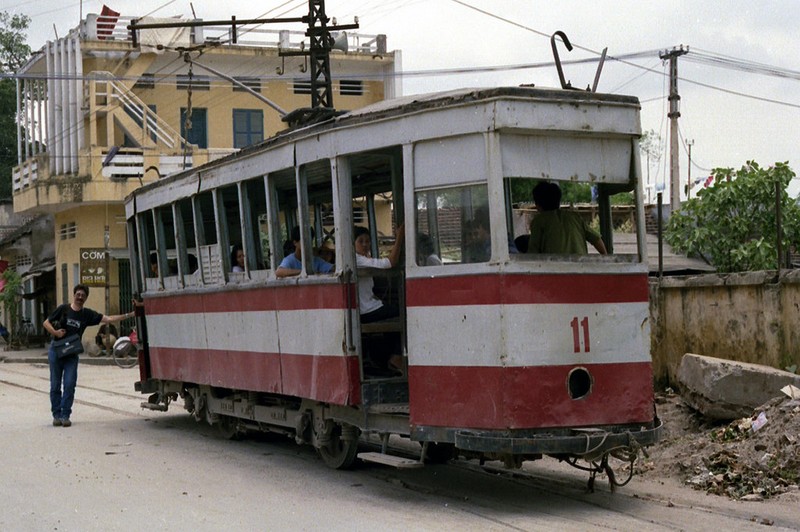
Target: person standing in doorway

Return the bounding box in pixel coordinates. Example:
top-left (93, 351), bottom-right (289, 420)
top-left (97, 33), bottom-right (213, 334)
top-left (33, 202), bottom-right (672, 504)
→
top-left (43, 284), bottom-right (136, 427)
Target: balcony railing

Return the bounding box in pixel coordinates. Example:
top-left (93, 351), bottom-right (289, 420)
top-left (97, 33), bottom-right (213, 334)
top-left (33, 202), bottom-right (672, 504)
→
top-left (12, 154), bottom-right (46, 193)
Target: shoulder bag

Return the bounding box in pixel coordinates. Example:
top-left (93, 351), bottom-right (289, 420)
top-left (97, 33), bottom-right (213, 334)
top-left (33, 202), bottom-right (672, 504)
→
top-left (53, 333), bottom-right (84, 358)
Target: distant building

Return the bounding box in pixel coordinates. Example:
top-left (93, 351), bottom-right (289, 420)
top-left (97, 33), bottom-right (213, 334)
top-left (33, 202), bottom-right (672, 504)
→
top-left (12, 9), bottom-right (399, 325)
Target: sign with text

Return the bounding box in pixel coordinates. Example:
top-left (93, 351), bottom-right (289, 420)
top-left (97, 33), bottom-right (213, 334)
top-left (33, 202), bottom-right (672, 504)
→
top-left (80, 248), bottom-right (108, 287)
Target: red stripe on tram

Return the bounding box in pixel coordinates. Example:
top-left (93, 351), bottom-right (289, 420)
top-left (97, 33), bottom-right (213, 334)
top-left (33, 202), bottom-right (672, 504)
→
top-left (407, 273), bottom-right (648, 307)
top-left (145, 283), bottom-right (352, 315)
top-left (408, 361), bottom-right (654, 429)
top-left (148, 347), bottom-right (361, 405)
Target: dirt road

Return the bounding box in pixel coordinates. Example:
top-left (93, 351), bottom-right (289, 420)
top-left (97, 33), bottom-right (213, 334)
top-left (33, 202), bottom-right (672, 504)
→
top-left (1, 362), bottom-right (798, 531)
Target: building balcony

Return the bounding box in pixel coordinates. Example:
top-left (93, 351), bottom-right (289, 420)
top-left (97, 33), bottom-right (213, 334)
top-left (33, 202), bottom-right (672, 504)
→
top-left (12, 145), bottom-right (236, 214)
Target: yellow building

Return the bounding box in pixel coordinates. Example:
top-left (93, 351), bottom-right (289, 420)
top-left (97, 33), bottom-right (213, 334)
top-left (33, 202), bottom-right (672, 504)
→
top-left (12, 10), bottom-right (399, 330)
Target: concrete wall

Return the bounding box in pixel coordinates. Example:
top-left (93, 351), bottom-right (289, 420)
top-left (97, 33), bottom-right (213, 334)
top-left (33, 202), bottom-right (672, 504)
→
top-left (649, 270), bottom-right (800, 386)
top-left (54, 205), bottom-right (127, 311)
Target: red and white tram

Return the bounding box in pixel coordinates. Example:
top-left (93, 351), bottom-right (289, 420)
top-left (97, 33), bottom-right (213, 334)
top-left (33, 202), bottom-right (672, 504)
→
top-left (125, 86), bottom-right (661, 479)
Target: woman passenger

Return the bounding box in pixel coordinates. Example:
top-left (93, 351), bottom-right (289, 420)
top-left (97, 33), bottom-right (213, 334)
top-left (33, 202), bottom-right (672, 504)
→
top-left (354, 224), bottom-right (405, 323)
top-left (231, 244), bottom-right (245, 272)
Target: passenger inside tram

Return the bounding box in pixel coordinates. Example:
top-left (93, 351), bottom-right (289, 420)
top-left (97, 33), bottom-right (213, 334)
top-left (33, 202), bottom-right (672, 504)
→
top-left (355, 224), bottom-right (406, 377)
top-left (463, 214), bottom-right (491, 263)
top-left (231, 244), bottom-right (245, 272)
top-left (149, 252), bottom-right (158, 277)
top-left (354, 224), bottom-right (404, 323)
top-left (316, 240), bottom-right (335, 266)
top-left (528, 182), bottom-right (608, 255)
top-left (416, 233), bottom-right (442, 266)
top-left (276, 226), bottom-right (334, 277)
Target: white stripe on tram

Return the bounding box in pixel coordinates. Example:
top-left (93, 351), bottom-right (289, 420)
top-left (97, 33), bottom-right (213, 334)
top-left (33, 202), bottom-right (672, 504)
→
top-left (407, 302), bottom-right (650, 367)
top-left (148, 308), bottom-right (346, 356)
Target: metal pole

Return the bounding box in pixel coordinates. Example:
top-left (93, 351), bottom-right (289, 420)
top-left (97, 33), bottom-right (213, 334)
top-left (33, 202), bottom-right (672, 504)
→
top-left (657, 192), bottom-right (663, 279)
top-left (687, 139), bottom-right (694, 200)
top-left (776, 180), bottom-right (783, 272)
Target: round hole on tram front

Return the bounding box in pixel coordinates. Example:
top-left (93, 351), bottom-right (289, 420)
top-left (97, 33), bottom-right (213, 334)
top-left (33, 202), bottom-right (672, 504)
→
top-left (567, 367), bottom-right (592, 400)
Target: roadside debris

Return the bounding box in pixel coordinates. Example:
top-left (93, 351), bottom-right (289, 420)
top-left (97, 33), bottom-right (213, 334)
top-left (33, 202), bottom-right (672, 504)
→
top-left (677, 353), bottom-right (800, 421)
top-left (638, 390), bottom-right (800, 501)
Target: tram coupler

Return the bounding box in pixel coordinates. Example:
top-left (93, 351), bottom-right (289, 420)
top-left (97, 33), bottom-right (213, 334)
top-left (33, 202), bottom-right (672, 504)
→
top-left (140, 392), bottom-right (169, 411)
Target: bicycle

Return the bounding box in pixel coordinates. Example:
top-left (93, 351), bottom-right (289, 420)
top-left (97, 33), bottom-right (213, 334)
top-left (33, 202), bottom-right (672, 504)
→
top-left (13, 318), bottom-right (34, 349)
top-left (112, 333), bottom-right (139, 368)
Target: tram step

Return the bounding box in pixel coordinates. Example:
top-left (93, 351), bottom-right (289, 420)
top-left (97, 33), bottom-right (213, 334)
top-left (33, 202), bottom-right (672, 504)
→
top-left (367, 403), bottom-right (409, 414)
top-left (361, 320), bottom-right (402, 334)
top-left (358, 452), bottom-right (423, 469)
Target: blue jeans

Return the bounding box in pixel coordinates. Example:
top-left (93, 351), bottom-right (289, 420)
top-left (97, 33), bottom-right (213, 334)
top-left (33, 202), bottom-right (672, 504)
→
top-left (49, 343), bottom-right (79, 420)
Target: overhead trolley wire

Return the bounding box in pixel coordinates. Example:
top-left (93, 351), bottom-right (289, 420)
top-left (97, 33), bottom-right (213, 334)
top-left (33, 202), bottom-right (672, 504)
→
top-left (448, 0), bottom-right (800, 110)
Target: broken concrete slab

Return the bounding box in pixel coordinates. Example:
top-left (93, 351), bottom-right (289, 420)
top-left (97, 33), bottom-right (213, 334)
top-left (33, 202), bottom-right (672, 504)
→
top-left (677, 353), bottom-right (800, 420)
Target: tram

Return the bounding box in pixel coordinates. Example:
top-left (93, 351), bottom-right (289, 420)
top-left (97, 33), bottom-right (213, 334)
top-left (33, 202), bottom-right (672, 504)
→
top-left (124, 85), bottom-right (661, 482)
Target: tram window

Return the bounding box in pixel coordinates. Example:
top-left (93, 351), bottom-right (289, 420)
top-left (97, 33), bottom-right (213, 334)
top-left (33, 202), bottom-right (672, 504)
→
top-left (140, 212), bottom-right (158, 277)
top-left (504, 178), bottom-right (639, 258)
top-left (176, 198), bottom-right (200, 283)
top-left (156, 205), bottom-right (179, 280)
top-left (244, 178), bottom-right (270, 271)
top-left (273, 159), bottom-right (339, 277)
top-left (414, 184), bottom-right (490, 264)
top-left (218, 184), bottom-right (243, 274)
top-left (193, 191), bottom-right (223, 284)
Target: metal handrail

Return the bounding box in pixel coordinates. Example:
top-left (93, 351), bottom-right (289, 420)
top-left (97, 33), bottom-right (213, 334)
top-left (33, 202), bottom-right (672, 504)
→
top-left (92, 72), bottom-right (187, 149)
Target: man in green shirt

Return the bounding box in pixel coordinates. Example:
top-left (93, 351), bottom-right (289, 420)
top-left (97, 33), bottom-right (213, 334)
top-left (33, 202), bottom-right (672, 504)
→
top-left (528, 182), bottom-right (607, 255)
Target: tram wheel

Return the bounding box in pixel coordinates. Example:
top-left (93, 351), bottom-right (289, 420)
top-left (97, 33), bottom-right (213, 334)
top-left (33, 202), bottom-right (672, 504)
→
top-left (216, 415), bottom-right (243, 440)
top-left (316, 422), bottom-right (359, 470)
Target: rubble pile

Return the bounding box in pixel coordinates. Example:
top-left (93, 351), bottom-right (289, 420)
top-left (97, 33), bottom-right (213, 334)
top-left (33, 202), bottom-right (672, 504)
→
top-left (638, 390), bottom-right (800, 501)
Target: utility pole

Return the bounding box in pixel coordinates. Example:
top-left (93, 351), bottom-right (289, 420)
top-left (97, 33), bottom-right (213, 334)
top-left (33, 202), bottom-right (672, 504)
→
top-left (660, 45), bottom-right (688, 211)
top-left (686, 139), bottom-right (694, 199)
top-left (128, 0), bottom-right (358, 128)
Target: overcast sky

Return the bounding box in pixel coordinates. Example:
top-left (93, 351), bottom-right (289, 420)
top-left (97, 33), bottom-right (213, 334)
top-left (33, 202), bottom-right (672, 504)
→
top-left (5, 0), bottom-right (800, 196)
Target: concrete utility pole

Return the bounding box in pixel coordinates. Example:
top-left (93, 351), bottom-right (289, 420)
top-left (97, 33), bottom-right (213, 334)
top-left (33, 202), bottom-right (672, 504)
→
top-left (660, 45), bottom-right (688, 211)
top-left (686, 139), bottom-right (694, 199)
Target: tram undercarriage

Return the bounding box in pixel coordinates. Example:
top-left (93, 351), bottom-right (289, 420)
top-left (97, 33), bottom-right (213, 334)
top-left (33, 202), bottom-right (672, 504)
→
top-left (138, 378), bottom-right (662, 488)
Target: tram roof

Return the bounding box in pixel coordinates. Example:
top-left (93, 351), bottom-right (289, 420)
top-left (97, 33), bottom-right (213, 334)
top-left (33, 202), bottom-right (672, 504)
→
top-left (342, 85), bottom-right (640, 119)
top-left (126, 85), bottom-right (641, 206)
top-left (247, 85), bottom-right (641, 155)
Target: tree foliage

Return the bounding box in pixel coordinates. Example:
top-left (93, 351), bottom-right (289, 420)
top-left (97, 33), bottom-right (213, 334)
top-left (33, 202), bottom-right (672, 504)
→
top-left (509, 179), bottom-right (632, 206)
top-left (0, 11), bottom-right (30, 199)
top-left (0, 268), bottom-right (22, 346)
top-left (0, 12), bottom-right (31, 72)
top-left (665, 161), bottom-right (800, 272)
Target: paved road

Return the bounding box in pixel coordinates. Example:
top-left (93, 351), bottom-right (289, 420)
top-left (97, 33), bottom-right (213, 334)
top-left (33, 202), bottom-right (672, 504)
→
top-left (1, 360), bottom-right (798, 531)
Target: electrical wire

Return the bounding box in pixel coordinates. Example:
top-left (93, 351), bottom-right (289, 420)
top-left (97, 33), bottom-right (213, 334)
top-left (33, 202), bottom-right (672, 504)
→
top-left (446, 0), bottom-right (800, 110)
top-left (686, 48), bottom-right (800, 82)
top-left (608, 60), bottom-right (662, 94)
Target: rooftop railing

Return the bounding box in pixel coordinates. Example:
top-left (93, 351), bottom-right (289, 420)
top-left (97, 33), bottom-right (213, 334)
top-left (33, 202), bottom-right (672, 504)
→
top-left (82, 13), bottom-right (387, 54)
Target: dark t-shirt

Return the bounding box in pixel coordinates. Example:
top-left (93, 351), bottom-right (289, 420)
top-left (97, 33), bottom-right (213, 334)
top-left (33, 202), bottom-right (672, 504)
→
top-left (48, 304), bottom-right (103, 339)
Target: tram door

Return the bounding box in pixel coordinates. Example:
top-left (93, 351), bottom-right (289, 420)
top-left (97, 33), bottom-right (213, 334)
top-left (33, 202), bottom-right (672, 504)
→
top-left (350, 152), bottom-right (406, 381)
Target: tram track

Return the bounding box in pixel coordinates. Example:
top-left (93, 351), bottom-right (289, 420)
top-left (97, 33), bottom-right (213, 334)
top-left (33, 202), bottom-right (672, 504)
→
top-left (361, 438), bottom-right (788, 531)
top-left (2, 365), bottom-right (795, 529)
